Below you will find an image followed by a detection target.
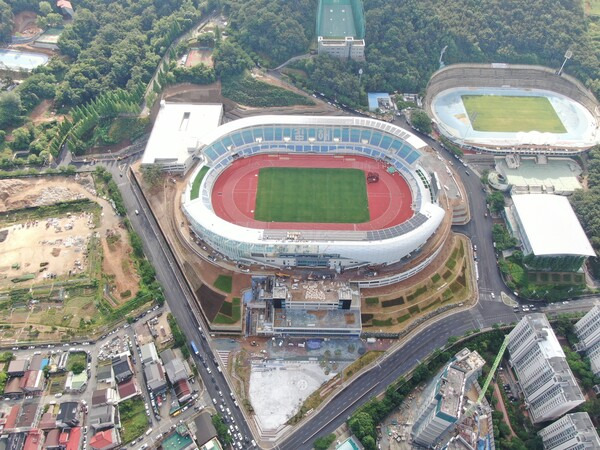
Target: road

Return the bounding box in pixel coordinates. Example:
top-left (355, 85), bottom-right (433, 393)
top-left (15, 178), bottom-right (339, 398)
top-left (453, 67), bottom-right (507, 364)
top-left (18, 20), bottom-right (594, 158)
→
top-left (99, 159), bottom-right (254, 447)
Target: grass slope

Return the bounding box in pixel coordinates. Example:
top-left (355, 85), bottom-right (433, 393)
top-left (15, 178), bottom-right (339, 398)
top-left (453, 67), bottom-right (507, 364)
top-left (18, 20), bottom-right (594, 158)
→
top-left (190, 166), bottom-right (209, 200)
top-left (214, 275), bottom-right (233, 293)
top-left (222, 74), bottom-right (314, 107)
top-left (461, 95), bottom-right (567, 133)
top-left (254, 167), bottom-right (370, 223)
top-left (214, 297), bottom-right (241, 325)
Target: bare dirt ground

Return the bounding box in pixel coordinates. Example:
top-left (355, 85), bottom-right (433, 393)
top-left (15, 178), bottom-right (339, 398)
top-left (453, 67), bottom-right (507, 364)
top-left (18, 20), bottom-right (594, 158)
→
top-left (12, 11), bottom-right (41, 36)
top-left (29, 100), bottom-right (65, 124)
top-left (0, 175), bottom-right (138, 299)
top-left (101, 225), bottom-right (139, 301)
top-left (0, 214), bottom-right (95, 288)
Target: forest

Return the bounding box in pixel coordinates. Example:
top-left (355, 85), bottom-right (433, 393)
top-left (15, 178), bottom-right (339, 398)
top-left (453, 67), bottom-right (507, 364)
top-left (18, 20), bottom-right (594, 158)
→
top-left (275, 0), bottom-right (600, 104)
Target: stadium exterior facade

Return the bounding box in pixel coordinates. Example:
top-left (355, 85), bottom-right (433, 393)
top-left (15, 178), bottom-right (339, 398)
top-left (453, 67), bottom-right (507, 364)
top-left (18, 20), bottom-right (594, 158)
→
top-left (182, 115), bottom-right (445, 271)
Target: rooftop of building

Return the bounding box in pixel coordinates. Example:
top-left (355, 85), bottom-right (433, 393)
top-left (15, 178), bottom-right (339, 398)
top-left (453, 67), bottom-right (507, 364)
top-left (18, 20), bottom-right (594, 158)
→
top-left (141, 102), bottom-right (223, 168)
top-left (437, 366), bottom-right (465, 419)
top-left (317, 0), bottom-right (365, 39)
top-left (271, 279), bottom-right (360, 305)
top-left (511, 194), bottom-right (595, 257)
top-left (273, 308), bottom-right (361, 330)
top-left (496, 156), bottom-right (582, 193)
top-left (451, 348), bottom-right (486, 375)
top-left (520, 314), bottom-right (566, 359)
top-left (194, 412), bottom-right (218, 447)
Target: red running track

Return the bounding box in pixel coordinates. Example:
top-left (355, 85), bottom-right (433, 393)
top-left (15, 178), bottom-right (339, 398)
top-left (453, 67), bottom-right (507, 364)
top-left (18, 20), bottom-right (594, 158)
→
top-left (210, 154), bottom-right (414, 231)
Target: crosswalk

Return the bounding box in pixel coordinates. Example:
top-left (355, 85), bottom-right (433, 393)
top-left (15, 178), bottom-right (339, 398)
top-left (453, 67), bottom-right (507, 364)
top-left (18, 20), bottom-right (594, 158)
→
top-left (216, 350), bottom-right (230, 369)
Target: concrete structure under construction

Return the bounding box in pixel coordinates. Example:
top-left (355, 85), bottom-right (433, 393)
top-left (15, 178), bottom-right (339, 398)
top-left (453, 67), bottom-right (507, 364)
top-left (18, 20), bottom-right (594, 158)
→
top-left (539, 412), bottom-right (600, 450)
top-left (507, 314), bottom-right (585, 423)
top-left (411, 348), bottom-right (485, 448)
top-left (574, 305), bottom-right (600, 377)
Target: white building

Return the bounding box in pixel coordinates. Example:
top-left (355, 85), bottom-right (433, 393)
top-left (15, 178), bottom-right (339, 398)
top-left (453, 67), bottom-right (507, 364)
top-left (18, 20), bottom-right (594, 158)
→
top-left (574, 305), bottom-right (600, 376)
top-left (507, 314), bottom-right (585, 423)
top-left (141, 102), bottom-right (223, 175)
top-left (508, 194), bottom-right (595, 259)
top-left (539, 412), bottom-right (600, 450)
top-left (317, 37), bottom-right (365, 61)
top-left (411, 348), bottom-right (485, 448)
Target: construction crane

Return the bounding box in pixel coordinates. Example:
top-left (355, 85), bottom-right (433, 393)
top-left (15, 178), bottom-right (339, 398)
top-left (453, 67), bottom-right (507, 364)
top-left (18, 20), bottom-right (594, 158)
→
top-left (464, 334), bottom-right (510, 419)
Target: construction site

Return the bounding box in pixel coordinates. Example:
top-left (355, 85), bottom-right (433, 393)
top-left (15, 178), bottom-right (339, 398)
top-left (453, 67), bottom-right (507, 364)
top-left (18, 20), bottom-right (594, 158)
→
top-left (0, 175), bottom-right (143, 344)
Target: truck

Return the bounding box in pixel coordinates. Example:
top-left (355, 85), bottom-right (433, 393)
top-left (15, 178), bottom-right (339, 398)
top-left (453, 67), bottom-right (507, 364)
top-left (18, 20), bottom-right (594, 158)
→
top-left (191, 341), bottom-right (200, 356)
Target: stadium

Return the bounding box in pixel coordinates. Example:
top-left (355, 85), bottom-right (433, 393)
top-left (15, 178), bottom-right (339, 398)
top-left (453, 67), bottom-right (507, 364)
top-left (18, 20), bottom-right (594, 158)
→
top-left (182, 116), bottom-right (446, 272)
top-left (425, 63), bottom-right (600, 154)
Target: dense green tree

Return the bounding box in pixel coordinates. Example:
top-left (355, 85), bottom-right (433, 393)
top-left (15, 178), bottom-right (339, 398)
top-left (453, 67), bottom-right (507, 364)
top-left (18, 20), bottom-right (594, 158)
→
top-left (38, 1), bottom-right (51, 15)
top-left (411, 110), bottom-right (432, 134)
top-left (0, 91), bottom-right (22, 128)
top-left (313, 434), bottom-right (336, 450)
top-left (487, 191), bottom-right (505, 214)
top-left (213, 40), bottom-right (253, 77)
top-left (348, 412), bottom-right (376, 441)
top-left (224, 0), bottom-right (316, 66)
top-left (11, 126), bottom-right (33, 150)
top-left (0, 0), bottom-right (12, 45)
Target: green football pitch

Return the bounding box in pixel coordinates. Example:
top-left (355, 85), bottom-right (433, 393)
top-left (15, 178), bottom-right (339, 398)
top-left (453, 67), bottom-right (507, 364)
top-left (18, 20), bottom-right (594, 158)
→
top-left (461, 95), bottom-right (567, 133)
top-left (254, 167), bottom-right (370, 223)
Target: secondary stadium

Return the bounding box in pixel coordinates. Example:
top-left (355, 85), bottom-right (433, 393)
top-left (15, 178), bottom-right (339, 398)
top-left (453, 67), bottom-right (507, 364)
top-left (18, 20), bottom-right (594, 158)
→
top-left (425, 63), bottom-right (600, 153)
top-left (182, 116), bottom-right (446, 271)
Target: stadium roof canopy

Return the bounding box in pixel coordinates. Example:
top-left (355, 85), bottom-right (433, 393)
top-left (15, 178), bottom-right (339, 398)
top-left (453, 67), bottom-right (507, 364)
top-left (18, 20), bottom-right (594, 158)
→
top-left (141, 102), bottom-right (222, 169)
top-left (511, 194), bottom-right (595, 257)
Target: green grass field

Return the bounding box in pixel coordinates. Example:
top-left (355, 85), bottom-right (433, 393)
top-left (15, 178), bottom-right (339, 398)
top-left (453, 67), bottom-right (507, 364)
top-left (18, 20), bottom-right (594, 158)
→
top-left (461, 95), bottom-right (567, 133)
top-left (254, 167), bottom-right (370, 223)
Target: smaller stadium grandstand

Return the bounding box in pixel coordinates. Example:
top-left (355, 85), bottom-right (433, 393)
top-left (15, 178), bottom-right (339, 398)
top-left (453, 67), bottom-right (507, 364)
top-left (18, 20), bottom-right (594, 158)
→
top-left (425, 64), bottom-right (600, 154)
top-left (317, 0), bottom-right (365, 61)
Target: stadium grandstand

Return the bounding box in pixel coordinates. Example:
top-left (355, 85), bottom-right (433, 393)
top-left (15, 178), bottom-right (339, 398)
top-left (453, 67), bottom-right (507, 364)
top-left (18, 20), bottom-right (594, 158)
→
top-left (182, 115), bottom-right (446, 275)
top-left (316, 0), bottom-right (365, 61)
top-left (425, 64), bottom-right (600, 154)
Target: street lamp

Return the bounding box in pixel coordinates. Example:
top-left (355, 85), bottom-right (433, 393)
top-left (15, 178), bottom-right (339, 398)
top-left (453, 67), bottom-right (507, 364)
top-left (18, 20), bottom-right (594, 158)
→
top-left (358, 68), bottom-right (363, 85)
top-left (557, 50), bottom-right (573, 76)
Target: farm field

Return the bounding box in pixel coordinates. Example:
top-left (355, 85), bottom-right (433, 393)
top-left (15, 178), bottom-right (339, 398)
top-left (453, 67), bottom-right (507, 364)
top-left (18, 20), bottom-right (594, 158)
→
top-left (461, 95), bottom-right (567, 133)
top-left (254, 167), bottom-right (370, 223)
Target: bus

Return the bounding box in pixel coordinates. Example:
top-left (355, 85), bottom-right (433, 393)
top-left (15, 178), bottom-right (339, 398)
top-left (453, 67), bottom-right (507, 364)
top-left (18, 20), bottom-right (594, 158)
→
top-left (191, 341), bottom-right (200, 356)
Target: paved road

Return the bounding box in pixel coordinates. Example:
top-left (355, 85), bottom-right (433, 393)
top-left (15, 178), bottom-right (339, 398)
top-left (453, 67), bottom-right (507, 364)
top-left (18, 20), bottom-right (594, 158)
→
top-left (99, 159), bottom-right (254, 447)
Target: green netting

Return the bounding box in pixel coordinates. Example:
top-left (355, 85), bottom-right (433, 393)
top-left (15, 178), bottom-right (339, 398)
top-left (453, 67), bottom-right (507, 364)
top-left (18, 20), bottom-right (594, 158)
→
top-left (317, 0), bottom-right (365, 39)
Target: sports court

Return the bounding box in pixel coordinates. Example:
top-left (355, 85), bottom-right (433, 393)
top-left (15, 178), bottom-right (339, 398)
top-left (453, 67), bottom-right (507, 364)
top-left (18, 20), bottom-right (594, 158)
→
top-left (210, 154), bottom-right (413, 231)
top-left (184, 48), bottom-right (213, 68)
top-left (462, 95), bottom-right (566, 133)
top-left (0, 49), bottom-right (48, 71)
top-left (254, 167), bottom-right (369, 223)
top-left (317, 0), bottom-right (365, 38)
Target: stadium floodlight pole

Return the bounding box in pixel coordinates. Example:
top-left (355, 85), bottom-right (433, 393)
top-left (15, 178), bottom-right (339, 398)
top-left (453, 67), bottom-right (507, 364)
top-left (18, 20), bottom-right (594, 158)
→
top-left (557, 49), bottom-right (573, 76)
